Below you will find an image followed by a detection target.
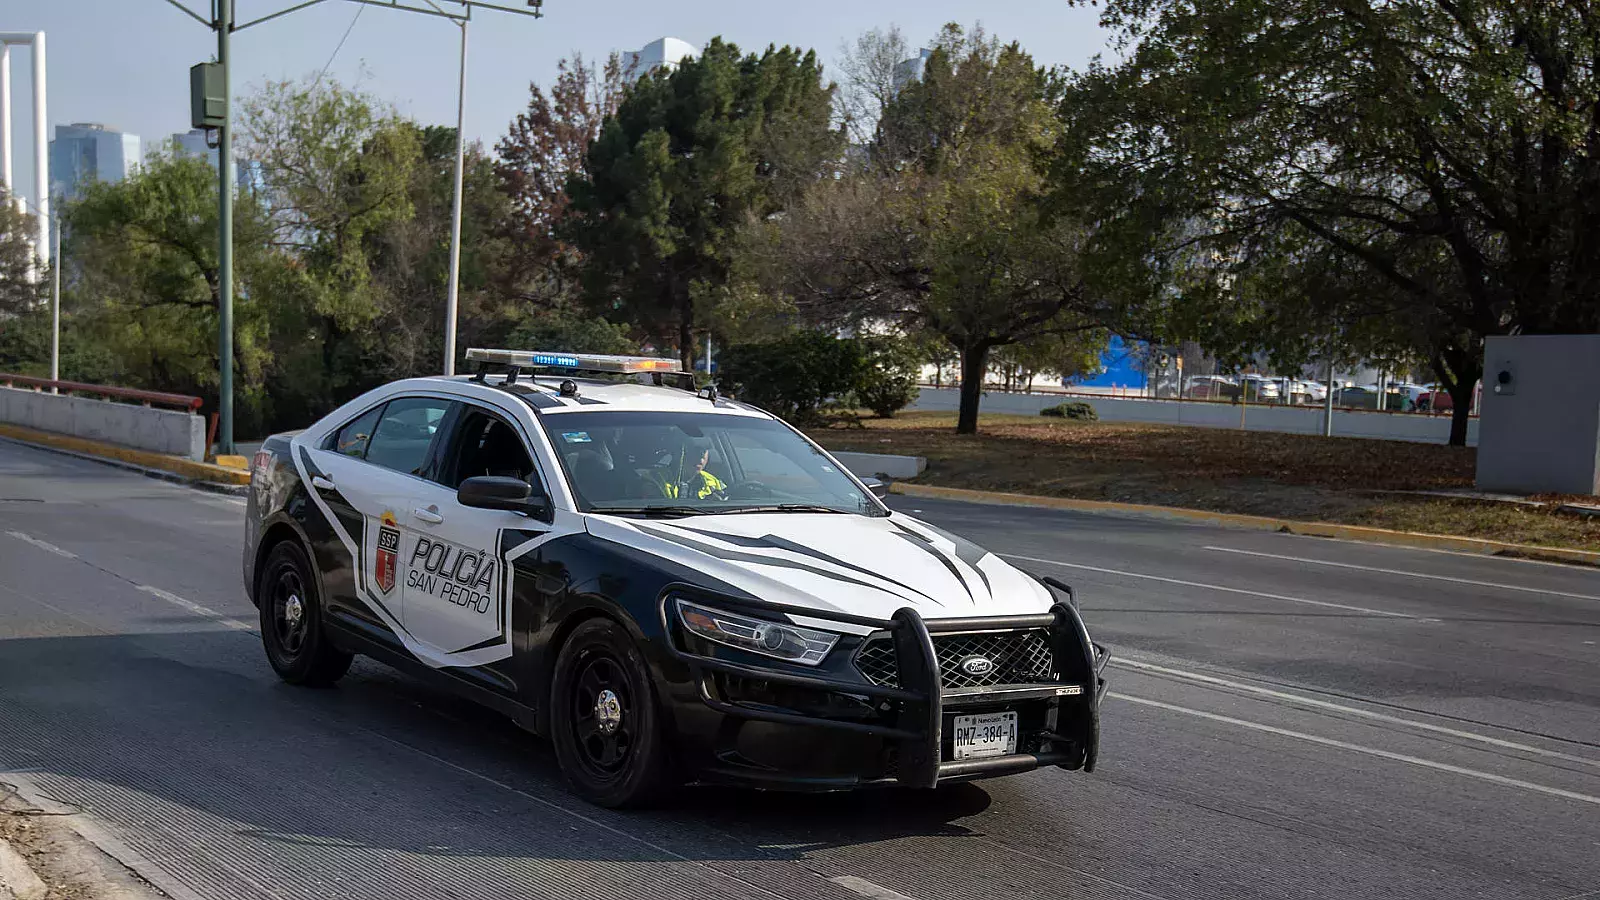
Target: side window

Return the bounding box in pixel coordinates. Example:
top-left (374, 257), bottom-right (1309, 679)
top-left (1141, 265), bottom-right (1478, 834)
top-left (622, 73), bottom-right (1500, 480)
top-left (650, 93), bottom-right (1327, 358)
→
top-left (330, 404), bottom-right (384, 458)
top-left (439, 407), bottom-right (538, 490)
top-left (364, 397), bottom-right (453, 477)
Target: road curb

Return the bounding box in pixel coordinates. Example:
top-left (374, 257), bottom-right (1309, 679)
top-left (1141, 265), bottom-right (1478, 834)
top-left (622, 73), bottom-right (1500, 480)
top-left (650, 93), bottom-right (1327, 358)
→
top-left (0, 838), bottom-right (47, 900)
top-left (0, 425), bottom-right (249, 494)
top-left (888, 482), bottom-right (1600, 567)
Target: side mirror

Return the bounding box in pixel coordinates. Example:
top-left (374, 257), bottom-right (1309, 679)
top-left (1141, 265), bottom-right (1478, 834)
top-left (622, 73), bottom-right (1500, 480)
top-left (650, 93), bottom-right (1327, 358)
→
top-left (860, 476), bottom-right (890, 500)
top-left (458, 475), bottom-right (550, 519)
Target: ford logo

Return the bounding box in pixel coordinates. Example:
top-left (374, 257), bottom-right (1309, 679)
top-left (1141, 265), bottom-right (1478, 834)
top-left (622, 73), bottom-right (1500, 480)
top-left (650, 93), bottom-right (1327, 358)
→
top-left (959, 656), bottom-right (995, 676)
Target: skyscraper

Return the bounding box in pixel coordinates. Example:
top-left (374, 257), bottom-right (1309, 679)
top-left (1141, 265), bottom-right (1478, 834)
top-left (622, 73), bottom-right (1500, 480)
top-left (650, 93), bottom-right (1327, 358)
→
top-left (169, 129), bottom-right (260, 194)
top-left (48, 123), bottom-right (139, 200)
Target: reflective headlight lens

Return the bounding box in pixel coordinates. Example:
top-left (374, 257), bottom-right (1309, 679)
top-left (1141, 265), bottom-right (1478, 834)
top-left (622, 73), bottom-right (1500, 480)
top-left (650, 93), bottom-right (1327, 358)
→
top-left (676, 600), bottom-right (839, 666)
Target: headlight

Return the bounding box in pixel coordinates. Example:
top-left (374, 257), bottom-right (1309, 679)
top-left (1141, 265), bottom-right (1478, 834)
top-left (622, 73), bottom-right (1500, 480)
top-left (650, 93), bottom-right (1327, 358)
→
top-left (675, 599), bottom-right (839, 666)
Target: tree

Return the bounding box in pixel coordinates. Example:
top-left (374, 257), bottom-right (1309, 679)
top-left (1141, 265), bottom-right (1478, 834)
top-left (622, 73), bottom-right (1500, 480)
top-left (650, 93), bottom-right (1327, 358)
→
top-left (0, 188), bottom-right (45, 374)
top-left (759, 26), bottom-right (1120, 433)
top-left (495, 52), bottom-right (629, 305)
top-left (564, 38), bottom-right (843, 370)
top-left (63, 150), bottom-right (279, 417)
top-left (834, 25), bottom-right (911, 146)
top-left (991, 331), bottom-right (1107, 392)
top-left (0, 187), bottom-right (39, 316)
top-left (242, 78), bottom-right (421, 425)
top-left (1057, 0), bottom-right (1600, 445)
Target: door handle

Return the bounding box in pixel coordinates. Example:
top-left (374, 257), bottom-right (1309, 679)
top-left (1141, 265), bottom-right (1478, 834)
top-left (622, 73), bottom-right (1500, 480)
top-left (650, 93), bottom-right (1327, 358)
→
top-left (311, 476), bottom-right (335, 491)
top-left (412, 507), bottom-right (444, 525)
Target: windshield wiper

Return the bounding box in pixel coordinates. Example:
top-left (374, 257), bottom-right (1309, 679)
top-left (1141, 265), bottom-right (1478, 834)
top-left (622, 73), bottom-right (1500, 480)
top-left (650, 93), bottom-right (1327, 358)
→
top-left (719, 504), bottom-right (854, 515)
top-left (591, 505), bottom-right (708, 517)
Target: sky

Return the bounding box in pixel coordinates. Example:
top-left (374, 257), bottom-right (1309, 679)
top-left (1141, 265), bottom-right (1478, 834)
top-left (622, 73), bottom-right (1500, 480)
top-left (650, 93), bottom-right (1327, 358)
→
top-left (3, 0), bottom-right (1112, 213)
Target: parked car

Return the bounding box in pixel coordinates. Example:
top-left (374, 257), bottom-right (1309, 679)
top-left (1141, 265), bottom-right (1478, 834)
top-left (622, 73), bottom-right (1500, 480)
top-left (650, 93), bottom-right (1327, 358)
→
top-left (1286, 379), bottom-right (1327, 404)
top-left (1387, 383), bottom-right (1429, 411)
top-left (1332, 385), bottom-right (1381, 409)
top-left (1183, 375), bottom-right (1239, 400)
top-left (1417, 388), bottom-right (1454, 413)
top-left (1237, 375), bottom-right (1282, 403)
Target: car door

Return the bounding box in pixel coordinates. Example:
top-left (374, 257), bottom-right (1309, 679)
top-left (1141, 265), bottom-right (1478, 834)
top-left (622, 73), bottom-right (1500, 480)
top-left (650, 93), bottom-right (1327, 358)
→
top-left (400, 401), bottom-right (551, 662)
top-left (304, 394), bottom-right (454, 636)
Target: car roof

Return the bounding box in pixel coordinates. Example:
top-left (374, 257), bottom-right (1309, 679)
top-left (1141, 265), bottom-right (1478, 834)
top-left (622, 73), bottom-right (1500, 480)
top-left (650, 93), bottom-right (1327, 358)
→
top-left (422, 374), bottom-right (773, 419)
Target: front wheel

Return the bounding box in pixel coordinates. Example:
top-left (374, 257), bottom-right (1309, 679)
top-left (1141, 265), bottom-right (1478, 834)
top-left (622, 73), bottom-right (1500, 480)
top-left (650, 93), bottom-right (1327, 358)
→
top-left (550, 618), bottom-right (674, 807)
top-left (258, 541), bottom-right (353, 687)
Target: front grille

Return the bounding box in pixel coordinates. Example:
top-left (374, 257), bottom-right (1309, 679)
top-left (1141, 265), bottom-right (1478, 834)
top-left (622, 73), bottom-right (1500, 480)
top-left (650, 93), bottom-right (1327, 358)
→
top-left (853, 629), bottom-right (1057, 690)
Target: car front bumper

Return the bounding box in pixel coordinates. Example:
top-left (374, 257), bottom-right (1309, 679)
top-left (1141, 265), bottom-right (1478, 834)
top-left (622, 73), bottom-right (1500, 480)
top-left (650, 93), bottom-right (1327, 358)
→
top-left (658, 578), bottom-right (1108, 790)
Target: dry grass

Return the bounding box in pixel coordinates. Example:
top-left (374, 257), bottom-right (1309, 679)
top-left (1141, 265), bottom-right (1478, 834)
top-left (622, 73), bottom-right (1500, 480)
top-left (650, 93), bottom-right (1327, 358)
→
top-left (809, 411), bottom-right (1600, 552)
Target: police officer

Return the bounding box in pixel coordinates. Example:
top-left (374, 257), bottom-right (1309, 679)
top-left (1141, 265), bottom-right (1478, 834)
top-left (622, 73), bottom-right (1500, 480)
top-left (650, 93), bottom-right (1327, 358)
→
top-left (651, 441), bottom-right (727, 500)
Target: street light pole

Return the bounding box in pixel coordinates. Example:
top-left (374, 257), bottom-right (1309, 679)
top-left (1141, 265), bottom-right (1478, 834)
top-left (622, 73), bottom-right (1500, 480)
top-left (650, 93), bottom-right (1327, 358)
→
top-left (158, 0), bottom-right (542, 441)
top-left (442, 11), bottom-right (469, 376)
top-left (216, 0), bottom-right (236, 456)
top-left (50, 201), bottom-right (59, 388)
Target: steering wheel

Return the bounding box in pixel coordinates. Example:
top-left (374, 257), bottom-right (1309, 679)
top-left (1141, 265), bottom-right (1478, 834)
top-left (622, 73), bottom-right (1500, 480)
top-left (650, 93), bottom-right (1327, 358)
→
top-left (721, 479), bottom-right (772, 500)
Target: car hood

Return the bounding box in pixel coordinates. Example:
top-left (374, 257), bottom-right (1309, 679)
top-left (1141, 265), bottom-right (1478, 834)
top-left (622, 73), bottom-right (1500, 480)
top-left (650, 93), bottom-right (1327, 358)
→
top-left (585, 510), bottom-right (1055, 635)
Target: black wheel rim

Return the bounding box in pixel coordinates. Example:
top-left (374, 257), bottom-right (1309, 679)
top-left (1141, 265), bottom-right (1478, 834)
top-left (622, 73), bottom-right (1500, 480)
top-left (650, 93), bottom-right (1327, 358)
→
top-left (270, 566), bottom-right (309, 659)
top-left (570, 651), bottom-right (635, 781)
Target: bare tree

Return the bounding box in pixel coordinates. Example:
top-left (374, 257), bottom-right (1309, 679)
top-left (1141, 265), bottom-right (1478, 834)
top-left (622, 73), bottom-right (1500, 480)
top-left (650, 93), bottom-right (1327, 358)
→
top-left (833, 26), bottom-right (909, 148)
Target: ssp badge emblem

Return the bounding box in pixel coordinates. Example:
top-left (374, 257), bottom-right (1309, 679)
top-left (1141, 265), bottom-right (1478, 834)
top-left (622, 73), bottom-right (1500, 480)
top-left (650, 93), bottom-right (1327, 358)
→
top-left (375, 511), bottom-right (401, 594)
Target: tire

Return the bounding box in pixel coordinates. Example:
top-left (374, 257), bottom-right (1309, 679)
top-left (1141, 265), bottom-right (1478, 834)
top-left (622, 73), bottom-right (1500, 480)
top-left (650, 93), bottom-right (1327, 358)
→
top-left (549, 618), bottom-right (675, 808)
top-left (258, 540), bottom-right (353, 687)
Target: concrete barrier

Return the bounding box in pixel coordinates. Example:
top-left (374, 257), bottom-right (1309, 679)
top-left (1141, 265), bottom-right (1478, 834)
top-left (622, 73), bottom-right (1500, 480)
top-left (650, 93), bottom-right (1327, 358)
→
top-left (0, 386), bottom-right (206, 460)
top-left (830, 450), bottom-right (927, 479)
top-left (910, 388), bottom-right (1479, 446)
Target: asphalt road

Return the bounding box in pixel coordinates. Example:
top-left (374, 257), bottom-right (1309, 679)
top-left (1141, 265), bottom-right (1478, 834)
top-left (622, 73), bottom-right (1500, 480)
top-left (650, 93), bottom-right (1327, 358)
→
top-left (2, 437), bottom-right (1598, 900)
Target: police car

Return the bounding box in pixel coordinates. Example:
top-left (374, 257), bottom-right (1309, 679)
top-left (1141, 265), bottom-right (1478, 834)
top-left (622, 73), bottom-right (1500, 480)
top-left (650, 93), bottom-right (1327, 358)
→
top-left (244, 349), bottom-right (1108, 807)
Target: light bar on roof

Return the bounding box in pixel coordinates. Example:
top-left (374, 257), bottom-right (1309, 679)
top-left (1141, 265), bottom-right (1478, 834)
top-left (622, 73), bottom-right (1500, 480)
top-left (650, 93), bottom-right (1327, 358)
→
top-left (465, 348), bottom-right (688, 375)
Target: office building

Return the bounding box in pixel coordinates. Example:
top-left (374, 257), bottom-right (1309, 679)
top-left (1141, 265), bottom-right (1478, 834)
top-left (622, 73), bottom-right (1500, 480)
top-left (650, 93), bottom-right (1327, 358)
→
top-left (169, 129), bottom-right (261, 194)
top-left (893, 49), bottom-right (933, 91)
top-left (624, 37), bottom-right (695, 80)
top-left (48, 122), bottom-right (139, 200)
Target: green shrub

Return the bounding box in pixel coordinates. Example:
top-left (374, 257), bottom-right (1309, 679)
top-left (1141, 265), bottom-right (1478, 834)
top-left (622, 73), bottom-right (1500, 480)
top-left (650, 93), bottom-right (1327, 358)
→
top-left (717, 330), bottom-right (866, 423)
top-left (853, 335), bottom-right (922, 418)
top-left (1040, 401), bottom-right (1098, 421)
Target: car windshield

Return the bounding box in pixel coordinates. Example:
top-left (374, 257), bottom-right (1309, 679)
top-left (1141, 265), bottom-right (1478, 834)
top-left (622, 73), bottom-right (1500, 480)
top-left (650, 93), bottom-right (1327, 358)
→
top-left (539, 410), bottom-right (884, 517)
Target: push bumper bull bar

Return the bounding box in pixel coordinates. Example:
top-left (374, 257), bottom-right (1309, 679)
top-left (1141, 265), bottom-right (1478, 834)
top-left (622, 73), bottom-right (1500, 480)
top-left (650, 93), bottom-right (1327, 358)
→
top-left (661, 576), bottom-right (1107, 787)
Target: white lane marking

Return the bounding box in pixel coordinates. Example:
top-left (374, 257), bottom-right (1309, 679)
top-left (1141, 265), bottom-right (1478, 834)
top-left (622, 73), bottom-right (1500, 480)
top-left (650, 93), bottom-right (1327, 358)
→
top-left (5, 530), bottom-right (78, 559)
top-left (1273, 530), bottom-right (1598, 572)
top-left (1114, 693), bottom-right (1600, 807)
top-left (830, 876), bottom-right (921, 900)
top-left (135, 585), bottom-right (256, 633)
top-left (1115, 655), bottom-right (1600, 770)
top-left (1204, 545), bottom-right (1600, 602)
top-left (1001, 553), bottom-right (1420, 619)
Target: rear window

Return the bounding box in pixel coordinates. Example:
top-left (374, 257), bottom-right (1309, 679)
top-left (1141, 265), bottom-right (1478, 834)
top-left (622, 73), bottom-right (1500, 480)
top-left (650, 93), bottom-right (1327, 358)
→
top-left (330, 406), bottom-right (383, 459)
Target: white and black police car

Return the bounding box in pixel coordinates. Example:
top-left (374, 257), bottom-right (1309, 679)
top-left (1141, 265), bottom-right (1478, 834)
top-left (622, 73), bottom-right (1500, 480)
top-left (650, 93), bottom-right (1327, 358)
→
top-left (244, 348), bottom-right (1108, 807)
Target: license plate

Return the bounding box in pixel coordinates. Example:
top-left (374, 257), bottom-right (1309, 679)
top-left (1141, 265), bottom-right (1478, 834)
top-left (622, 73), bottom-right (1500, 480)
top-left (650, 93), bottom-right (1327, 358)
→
top-left (951, 711), bottom-right (1018, 760)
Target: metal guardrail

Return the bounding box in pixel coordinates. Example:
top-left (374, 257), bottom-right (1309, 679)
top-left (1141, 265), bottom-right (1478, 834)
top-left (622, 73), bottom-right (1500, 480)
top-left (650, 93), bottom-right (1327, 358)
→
top-left (0, 374), bottom-right (204, 412)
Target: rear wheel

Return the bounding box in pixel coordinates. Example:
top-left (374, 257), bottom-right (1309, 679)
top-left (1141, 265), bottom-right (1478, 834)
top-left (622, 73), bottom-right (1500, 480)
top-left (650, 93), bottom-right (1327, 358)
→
top-left (550, 618), bottom-right (674, 807)
top-left (258, 541), bottom-right (352, 687)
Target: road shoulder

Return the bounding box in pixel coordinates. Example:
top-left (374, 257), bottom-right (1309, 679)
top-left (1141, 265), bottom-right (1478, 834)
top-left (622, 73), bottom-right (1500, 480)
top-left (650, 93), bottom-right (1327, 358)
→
top-left (889, 481), bottom-right (1600, 567)
top-left (2, 782), bottom-right (165, 900)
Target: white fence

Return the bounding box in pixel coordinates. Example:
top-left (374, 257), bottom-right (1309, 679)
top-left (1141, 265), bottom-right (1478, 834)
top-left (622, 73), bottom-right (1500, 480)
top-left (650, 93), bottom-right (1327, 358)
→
top-left (910, 388), bottom-right (1479, 446)
top-left (0, 386), bottom-right (208, 460)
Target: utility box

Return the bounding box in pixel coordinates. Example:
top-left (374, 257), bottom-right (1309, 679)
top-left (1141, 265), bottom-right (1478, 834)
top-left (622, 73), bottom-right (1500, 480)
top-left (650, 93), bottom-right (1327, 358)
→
top-left (1475, 334), bottom-right (1600, 496)
top-left (190, 62), bottom-right (226, 130)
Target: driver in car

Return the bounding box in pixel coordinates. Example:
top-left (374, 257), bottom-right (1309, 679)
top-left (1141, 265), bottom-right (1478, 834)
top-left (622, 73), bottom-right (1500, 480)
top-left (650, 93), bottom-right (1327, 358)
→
top-left (649, 440), bottom-right (727, 500)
